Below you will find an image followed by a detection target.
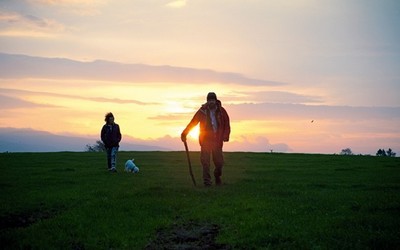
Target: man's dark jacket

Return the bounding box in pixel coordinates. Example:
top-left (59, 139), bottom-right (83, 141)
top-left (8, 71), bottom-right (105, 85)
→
top-left (183, 100), bottom-right (230, 148)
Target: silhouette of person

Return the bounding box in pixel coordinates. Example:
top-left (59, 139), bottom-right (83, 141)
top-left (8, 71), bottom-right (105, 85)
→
top-left (101, 112), bottom-right (122, 172)
top-left (181, 92), bottom-right (230, 186)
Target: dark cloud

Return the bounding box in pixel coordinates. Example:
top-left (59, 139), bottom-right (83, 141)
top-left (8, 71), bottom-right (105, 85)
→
top-left (225, 103), bottom-right (400, 121)
top-left (0, 88), bottom-right (159, 106)
top-left (0, 94), bottom-right (55, 109)
top-left (0, 10), bottom-right (64, 33)
top-left (0, 53), bottom-right (286, 86)
top-left (24, 14), bottom-right (47, 27)
top-left (146, 102), bottom-right (400, 123)
top-left (0, 127), bottom-right (291, 152)
top-left (232, 90), bottom-right (324, 104)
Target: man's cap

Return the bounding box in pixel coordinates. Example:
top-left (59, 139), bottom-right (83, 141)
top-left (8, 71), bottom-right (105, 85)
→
top-left (207, 92), bottom-right (217, 101)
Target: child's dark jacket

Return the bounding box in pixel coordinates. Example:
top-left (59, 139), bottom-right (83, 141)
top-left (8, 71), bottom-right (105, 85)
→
top-left (101, 123), bottom-right (122, 148)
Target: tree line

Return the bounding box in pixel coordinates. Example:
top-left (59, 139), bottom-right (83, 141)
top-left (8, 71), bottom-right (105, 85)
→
top-left (376, 148), bottom-right (396, 157)
top-left (86, 141), bottom-right (397, 157)
top-left (340, 147), bottom-right (396, 157)
top-left (85, 140), bottom-right (105, 152)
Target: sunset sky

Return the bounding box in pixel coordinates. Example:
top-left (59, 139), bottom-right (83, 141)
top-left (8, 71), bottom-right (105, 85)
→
top-left (0, 0), bottom-right (399, 154)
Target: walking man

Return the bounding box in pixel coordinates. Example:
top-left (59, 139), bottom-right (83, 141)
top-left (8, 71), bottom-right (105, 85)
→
top-left (101, 112), bottom-right (122, 172)
top-left (181, 92), bottom-right (230, 186)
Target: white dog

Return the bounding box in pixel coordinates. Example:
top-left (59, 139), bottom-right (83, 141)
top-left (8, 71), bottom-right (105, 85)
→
top-left (125, 159), bottom-right (139, 173)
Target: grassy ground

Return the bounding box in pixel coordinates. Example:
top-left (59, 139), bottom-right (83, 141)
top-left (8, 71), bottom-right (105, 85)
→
top-left (0, 151), bottom-right (399, 249)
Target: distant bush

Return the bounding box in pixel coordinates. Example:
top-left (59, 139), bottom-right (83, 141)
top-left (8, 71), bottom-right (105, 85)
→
top-left (340, 148), bottom-right (353, 155)
top-left (85, 140), bottom-right (105, 152)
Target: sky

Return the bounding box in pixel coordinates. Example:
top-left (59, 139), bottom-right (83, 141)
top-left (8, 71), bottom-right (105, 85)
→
top-left (0, 0), bottom-right (399, 154)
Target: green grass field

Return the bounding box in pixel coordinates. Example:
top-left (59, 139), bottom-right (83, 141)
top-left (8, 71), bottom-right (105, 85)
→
top-left (1, 151), bottom-right (399, 249)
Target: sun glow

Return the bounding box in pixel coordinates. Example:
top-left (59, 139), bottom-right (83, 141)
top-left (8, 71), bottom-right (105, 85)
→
top-left (188, 124), bottom-right (200, 139)
top-left (165, 101), bottom-right (190, 113)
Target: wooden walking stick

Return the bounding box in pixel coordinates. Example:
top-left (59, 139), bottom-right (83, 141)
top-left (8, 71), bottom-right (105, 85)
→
top-left (183, 141), bottom-right (196, 186)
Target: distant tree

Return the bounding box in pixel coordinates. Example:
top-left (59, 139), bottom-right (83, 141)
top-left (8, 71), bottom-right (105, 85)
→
top-left (387, 148), bottom-right (396, 157)
top-left (376, 148), bottom-right (387, 156)
top-left (340, 148), bottom-right (353, 155)
top-left (85, 140), bottom-right (105, 152)
top-left (376, 148), bottom-right (396, 157)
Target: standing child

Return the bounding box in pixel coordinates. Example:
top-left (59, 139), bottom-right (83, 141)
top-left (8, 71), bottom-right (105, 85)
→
top-left (101, 112), bottom-right (122, 172)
